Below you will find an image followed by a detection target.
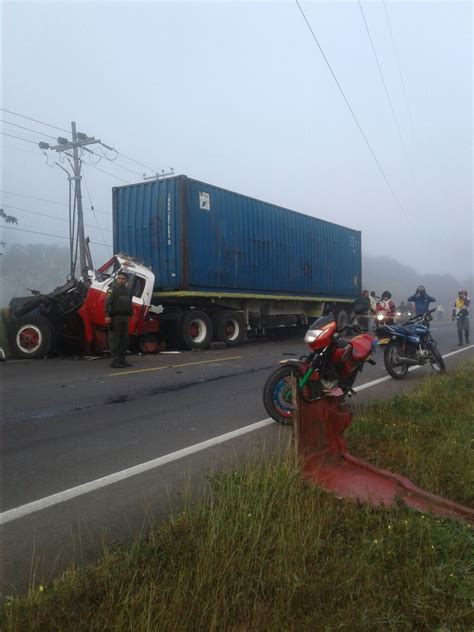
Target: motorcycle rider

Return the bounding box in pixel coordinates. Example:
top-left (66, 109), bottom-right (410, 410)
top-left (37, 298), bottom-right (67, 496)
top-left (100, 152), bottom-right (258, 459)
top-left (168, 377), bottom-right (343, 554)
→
top-left (407, 285), bottom-right (436, 317)
top-left (452, 289), bottom-right (470, 346)
top-left (376, 290), bottom-right (396, 325)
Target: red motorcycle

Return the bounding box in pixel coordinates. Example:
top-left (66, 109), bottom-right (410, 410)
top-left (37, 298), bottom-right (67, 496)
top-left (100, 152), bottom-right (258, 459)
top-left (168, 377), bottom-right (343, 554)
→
top-left (263, 315), bottom-right (376, 424)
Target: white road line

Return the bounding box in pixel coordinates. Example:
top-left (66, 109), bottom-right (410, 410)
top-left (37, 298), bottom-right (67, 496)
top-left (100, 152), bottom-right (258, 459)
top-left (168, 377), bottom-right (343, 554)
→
top-left (1, 345), bottom-right (473, 526)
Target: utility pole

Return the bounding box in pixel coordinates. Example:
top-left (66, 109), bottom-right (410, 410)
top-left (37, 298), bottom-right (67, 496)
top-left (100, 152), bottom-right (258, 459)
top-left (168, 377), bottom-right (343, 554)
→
top-left (39, 122), bottom-right (102, 280)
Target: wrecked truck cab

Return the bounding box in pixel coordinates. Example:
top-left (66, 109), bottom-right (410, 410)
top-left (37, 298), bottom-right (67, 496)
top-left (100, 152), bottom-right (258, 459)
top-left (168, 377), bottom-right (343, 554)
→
top-left (7, 256), bottom-right (160, 359)
top-left (8, 279), bottom-right (88, 358)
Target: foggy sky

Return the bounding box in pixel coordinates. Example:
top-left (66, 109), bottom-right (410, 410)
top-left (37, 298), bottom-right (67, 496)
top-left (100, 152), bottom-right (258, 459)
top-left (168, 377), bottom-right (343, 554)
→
top-left (1, 1), bottom-right (472, 282)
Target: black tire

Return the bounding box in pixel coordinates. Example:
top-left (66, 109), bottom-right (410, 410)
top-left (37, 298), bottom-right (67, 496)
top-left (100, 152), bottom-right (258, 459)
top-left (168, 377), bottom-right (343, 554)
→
top-left (384, 342), bottom-right (409, 379)
top-left (178, 310), bottom-right (212, 350)
top-left (337, 309), bottom-right (349, 330)
top-left (9, 315), bottom-right (53, 359)
top-left (213, 310), bottom-right (246, 346)
top-left (429, 347), bottom-right (446, 374)
top-left (263, 365), bottom-right (303, 425)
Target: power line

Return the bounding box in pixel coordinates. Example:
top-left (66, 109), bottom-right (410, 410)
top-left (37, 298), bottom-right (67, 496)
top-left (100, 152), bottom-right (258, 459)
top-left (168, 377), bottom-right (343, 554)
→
top-left (0, 225), bottom-right (111, 248)
top-left (116, 150), bottom-right (159, 173)
top-left (1, 203), bottom-right (112, 232)
top-left (0, 107), bottom-right (69, 133)
top-left (0, 131), bottom-right (39, 145)
top-left (0, 189), bottom-right (112, 215)
top-left (0, 144), bottom-right (42, 155)
top-left (382, 0), bottom-right (417, 141)
top-left (0, 119), bottom-right (57, 140)
top-left (82, 147), bottom-right (143, 178)
top-left (357, 1), bottom-right (414, 178)
top-left (82, 174), bottom-right (113, 256)
top-left (294, 0), bottom-right (405, 212)
top-left (83, 161), bottom-right (131, 184)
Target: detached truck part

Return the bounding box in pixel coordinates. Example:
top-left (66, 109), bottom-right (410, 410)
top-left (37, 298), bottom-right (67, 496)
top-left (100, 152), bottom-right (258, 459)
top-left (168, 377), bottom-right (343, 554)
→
top-left (112, 175), bottom-right (361, 349)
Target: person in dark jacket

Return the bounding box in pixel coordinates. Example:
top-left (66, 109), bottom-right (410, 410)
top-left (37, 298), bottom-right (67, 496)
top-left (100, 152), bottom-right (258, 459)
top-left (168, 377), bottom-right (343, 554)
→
top-left (451, 289), bottom-right (470, 346)
top-left (407, 285), bottom-right (436, 317)
top-left (351, 289), bottom-right (371, 330)
top-left (105, 271), bottom-right (133, 368)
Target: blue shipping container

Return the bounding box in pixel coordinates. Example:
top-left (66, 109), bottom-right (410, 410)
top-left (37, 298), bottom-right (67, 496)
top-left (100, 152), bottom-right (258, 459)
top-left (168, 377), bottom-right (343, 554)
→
top-left (113, 176), bottom-right (361, 298)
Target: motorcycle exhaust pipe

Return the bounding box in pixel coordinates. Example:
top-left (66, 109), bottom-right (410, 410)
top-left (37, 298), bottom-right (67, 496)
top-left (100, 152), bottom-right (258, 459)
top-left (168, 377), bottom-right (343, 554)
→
top-left (396, 357), bottom-right (419, 366)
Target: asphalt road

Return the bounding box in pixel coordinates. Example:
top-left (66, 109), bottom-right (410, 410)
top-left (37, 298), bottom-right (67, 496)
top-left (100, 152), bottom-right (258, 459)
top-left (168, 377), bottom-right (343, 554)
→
top-left (1, 321), bottom-right (472, 594)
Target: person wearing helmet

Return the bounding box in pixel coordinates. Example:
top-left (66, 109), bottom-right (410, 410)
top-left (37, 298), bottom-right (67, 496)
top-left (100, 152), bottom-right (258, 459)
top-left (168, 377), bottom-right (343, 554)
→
top-left (452, 289), bottom-right (470, 346)
top-left (407, 285), bottom-right (436, 317)
top-left (376, 290), bottom-right (396, 324)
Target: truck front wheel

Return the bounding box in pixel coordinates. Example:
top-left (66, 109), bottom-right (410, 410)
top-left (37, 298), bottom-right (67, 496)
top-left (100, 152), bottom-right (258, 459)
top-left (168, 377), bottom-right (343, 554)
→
top-left (179, 310), bottom-right (212, 350)
top-left (10, 315), bottom-right (54, 359)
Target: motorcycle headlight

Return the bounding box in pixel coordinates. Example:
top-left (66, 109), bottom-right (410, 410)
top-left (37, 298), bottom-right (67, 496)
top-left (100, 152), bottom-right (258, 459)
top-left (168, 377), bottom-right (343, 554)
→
top-left (396, 311), bottom-right (401, 316)
top-left (304, 329), bottom-right (324, 344)
top-left (376, 313), bottom-right (384, 321)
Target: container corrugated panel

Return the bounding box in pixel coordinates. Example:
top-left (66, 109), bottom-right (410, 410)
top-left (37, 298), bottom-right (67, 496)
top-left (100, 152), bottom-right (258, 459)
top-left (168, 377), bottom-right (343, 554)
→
top-left (113, 176), bottom-right (361, 298)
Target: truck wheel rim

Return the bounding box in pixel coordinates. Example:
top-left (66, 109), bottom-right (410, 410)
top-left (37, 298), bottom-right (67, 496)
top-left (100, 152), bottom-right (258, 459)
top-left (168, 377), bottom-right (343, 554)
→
top-left (189, 319), bottom-right (207, 343)
top-left (16, 325), bottom-right (42, 353)
top-left (224, 319), bottom-right (239, 341)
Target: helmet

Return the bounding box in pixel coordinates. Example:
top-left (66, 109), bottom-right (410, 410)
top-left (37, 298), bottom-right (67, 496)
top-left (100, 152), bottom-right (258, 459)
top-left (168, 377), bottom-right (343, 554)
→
top-left (381, 290), bottom-right (392, 300)
top-left (459, 289), bottom-right (468, 296)
top-left (416, 285), bottom-right (425, 293)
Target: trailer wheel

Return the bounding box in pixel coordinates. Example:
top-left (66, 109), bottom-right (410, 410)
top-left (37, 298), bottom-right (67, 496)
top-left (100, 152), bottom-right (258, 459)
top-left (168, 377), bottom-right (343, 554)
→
top-left (179, 310), bottom-right (212, 349)
top-left (213, 311), bottom-right (246, 346)
top-left (10, 315), bottom-right (54, 359)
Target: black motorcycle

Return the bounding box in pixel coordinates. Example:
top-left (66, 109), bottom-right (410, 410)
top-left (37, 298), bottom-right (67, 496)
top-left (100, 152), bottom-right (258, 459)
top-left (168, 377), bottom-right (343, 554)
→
top-left (378, 309), bottom-right (445, 379)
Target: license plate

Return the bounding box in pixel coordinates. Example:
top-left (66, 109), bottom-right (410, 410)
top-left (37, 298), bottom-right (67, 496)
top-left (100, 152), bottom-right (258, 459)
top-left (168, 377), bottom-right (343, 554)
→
top-left (378, 338), bottom-right (390, 345)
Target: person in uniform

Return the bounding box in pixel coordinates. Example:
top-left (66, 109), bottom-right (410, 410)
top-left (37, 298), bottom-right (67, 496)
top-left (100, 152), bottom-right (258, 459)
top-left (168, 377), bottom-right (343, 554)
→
top-left (105, 271), bottom-right (133, 368)
top-left (451, 289), bottom-right (470, 346)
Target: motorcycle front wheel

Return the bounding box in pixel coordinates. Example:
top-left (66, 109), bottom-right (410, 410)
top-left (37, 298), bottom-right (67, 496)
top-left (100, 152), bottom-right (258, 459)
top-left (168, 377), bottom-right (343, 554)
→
top-left (263, 365), bottom-right (304, 425)
top-left (429, 347), bottom-right (446, 374)
top-left (384, 342), bottom-right (409, 380)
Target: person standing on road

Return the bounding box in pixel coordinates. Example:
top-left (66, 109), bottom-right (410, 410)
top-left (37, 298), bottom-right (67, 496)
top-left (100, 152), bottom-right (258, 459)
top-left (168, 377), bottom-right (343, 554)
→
top-left (351, 289), bottom-right (371, 330)
top-left (451, 289), bottom-right (470, 346)
top-left (407, 285), bottom-right (436, 317)
top-left (437, 304), bottom-right (444, 320)
top-left (105, 271), bottom-right (133, 368)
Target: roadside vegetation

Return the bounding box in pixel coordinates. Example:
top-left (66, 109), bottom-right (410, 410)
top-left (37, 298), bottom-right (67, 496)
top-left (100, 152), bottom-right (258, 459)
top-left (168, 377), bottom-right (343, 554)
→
top-left (3, 362), bottom-right (473, 631)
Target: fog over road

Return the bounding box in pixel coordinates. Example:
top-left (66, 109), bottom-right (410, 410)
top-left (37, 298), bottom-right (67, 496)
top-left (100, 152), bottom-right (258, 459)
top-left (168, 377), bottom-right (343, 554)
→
top-left (1, 322), bottom-right (472, 594)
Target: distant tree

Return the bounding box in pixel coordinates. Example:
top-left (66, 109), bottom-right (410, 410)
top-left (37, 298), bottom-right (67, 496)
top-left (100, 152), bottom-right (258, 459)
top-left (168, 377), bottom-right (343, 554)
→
top-left (0, 243), bottom-right (70, 305)
top-left (362, 255), bottom-right (462, 309)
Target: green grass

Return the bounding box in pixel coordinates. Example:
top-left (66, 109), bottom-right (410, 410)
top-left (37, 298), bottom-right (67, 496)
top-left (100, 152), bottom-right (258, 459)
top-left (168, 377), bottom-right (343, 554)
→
top-left (2, 363), bottom-right (474, 631)
top-left (348, 360), bottom-right (474, 506)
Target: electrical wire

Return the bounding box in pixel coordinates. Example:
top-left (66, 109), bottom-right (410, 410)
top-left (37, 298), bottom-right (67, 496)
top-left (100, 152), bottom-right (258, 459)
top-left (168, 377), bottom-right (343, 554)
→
top-left (294, 0), bottom-right (405, 212)
top-left (0, 190), bottom-right (112, 215)
top-left (357, 1), bottom-right (414, 178)
top-left (115, 150), bottom-right (159, 173)
top-left (0, 225), bottom-right (111, 248)
top-left (82, 174), bottom-right (113, 256)
top-left (0, 119), bottom-right (57, 140)
top-left (0, 107), bottom-right (69, 133)
top-left (1, 203), bottom-right (112, 232)
top-left (0, 131), bottom-right (39, 145)
top-left (83, 162), bottom-right (131, 184)
top-left (0, 144), bottom-right (42, 155)
top-left (382, 0), bottom-right (417, 141)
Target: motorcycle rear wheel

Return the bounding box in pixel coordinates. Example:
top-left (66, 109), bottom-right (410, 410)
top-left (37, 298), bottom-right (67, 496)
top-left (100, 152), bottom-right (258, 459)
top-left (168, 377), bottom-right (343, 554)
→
top-left (263, 365), bottom-right (304, 425)
top-left (429, 347), bottom-right (446, 374)
top-left (384, 342), bottom-right (409, 380)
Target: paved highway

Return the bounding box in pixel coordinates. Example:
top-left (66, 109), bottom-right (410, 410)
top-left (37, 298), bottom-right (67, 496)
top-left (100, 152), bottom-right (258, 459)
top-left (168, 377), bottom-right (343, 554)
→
top-left (1, 321), bottom-right (472, 594)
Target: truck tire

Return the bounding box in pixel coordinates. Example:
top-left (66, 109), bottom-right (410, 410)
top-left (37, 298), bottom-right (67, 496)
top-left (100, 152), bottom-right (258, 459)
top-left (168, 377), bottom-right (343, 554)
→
top-left (9, 315), bottom-right (54, 359)
top-left (337, 309), bottom-right (349, 330)
top-left (178, 310), bottom-right (212, 350)
top-left (213, 310), bottom-right (246, 346)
